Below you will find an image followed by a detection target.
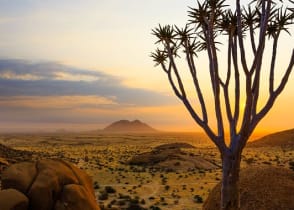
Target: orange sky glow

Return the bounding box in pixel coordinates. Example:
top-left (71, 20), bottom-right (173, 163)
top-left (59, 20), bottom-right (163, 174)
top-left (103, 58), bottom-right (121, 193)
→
top-left (0, 0), bottom-right (293, 137)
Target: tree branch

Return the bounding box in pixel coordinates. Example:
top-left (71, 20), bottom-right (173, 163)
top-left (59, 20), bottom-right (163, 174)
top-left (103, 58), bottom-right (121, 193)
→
top-left (236, 0), bottom-right (249, 74)
top-left (181, 97), bottom-right (227, 152)
top-left (207, 10), bottom-right (225, 138)
top-left (249, 24), bottom-right (257, 55)
top-left (222, 34), bottom-right (233, 124)
top-left (232, 36), bottom-right (240, 125)
top-left (269, 35), bottom-right (279, 94)
top-left (166, 43), bottom-right (187, 98)
top-left (251, 0), bottom-right (272, 116)
top-left (162, 59), bottom-right (226, 152)
top-left (185, 41), bottom-right (208, 123)
top-left (161, 62), bottom-right (183, 99)
top-left (250, 49), bottom-right (294, 134)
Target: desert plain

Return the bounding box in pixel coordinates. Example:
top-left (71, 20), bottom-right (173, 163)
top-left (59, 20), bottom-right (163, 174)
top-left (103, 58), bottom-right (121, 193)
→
top-left (0, 129), bottom-right (293, 210)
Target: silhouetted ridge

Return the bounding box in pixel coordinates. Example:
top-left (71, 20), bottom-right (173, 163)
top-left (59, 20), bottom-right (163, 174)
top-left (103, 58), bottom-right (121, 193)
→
top-left (248, 128), bottom-right (294, 148)
top-left (103, 120), bottom-right (157, 133)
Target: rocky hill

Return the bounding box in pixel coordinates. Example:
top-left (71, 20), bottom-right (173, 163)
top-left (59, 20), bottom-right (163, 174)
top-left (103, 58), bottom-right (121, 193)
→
top-left (248, 128), bottom-right (294, 148)
top-left (103, 120), bottom-right (157, 133)
top-left (128, 143), bottom-right (219, 171)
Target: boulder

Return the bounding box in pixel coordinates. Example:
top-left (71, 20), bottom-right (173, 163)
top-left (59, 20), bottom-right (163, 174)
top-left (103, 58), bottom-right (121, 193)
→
top-left (55, 184), bottom-right (99, 210)
top-left (1, 159), bottom-right (100, 210)
top-left (1, 161), bottom-right (37, 193)
top-left (58, 159), bottom-right (95, 197)
top-left (0, 188), bottom-right (29, 210)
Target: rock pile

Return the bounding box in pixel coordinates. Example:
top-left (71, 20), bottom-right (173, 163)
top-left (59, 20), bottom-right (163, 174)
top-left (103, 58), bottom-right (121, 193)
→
top-left (0, 159), bottom-right (100, 210)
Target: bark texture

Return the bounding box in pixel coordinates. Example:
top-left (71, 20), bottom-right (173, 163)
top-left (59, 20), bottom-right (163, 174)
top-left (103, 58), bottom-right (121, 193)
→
top-left (221, 154), bottom-right (241, 210)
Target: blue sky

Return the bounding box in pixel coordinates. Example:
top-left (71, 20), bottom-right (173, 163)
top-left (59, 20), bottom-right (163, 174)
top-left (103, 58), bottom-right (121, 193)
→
top-left (0, 0), bottom-right (293, 133)
top-left (0, 0), bottom-right (201, 132)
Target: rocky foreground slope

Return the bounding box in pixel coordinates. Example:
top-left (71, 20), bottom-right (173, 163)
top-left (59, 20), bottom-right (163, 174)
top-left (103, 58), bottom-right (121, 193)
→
top-left (203, 166), bottom-right (294, 210)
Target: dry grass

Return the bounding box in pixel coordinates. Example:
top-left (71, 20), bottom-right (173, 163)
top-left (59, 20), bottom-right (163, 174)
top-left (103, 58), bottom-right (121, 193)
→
top-left (0, 131), bottom-right (293, 210)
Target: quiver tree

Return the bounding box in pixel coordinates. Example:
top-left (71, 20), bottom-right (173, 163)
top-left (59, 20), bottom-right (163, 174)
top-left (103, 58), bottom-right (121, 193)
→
top-left (151, 0), bottom-right (294, 209)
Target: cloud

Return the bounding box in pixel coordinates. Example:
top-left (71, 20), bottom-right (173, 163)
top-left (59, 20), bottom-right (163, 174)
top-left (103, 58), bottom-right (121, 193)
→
top-left (0, 59), bottom-right (184, 132)
top-left (0, 59), bottom-right (175, 106)
top-left (0, 59), bottom-right (112, 81)
top-left (0, 96), bottom-right (117, 110)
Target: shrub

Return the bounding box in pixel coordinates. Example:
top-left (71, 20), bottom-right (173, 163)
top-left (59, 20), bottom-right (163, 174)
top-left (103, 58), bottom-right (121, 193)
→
top-left (193, 195), bottom-right (203, 203)
top-left (149, 206), bottom-right (161, 210)
top-left (98, 191), bottom-right (108, 200)
top-left (148, 196), bottom-right (155, 200)
top-left (289, 161), bottom-right (294, 171)
top-left (244, 157), bottom-right (255, 165)
top-left (93, 181), bottom-right (100, 189)
top-left (105, 186), bottom-right (116, 193)
top-left (127, 203), bottom-right (146, 210)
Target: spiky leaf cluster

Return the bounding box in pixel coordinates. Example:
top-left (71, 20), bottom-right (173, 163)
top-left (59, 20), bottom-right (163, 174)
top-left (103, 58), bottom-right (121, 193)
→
top-left (266, 6), bottom-right (293, 38)
top-left (151, 0), bottom-right (294, 64)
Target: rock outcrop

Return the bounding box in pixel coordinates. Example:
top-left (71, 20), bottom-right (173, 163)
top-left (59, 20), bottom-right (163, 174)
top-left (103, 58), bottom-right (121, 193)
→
top-left (0, 159), bottom-right (100, 210)
top-left (128, 143), bottom-right (219, 171)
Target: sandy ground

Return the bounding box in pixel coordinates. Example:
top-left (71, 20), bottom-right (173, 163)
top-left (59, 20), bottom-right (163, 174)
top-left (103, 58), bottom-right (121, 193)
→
top-left (0, 132), bottom-right (293, 210)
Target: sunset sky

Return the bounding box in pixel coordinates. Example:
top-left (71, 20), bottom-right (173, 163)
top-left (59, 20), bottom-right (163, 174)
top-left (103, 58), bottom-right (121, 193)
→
top-left (0, 0), bottom-right (293, 134)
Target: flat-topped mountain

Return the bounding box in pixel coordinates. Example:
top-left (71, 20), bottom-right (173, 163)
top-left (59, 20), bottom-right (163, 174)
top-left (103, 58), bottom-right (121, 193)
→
top-left (248, 128), bottom-right (294, 148)
top-left (103, 120), bottom-right (157, 133)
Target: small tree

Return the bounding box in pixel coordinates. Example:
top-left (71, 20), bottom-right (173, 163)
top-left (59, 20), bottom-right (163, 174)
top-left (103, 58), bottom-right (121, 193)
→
top-left (151, 0), bottom-right (294, 209)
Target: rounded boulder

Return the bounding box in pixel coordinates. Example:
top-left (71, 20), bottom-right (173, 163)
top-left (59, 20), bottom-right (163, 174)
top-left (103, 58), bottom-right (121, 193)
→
top-left (1, 159), bottom-right (100, 210)
top-left (0, 188), bottom-right (29, 210)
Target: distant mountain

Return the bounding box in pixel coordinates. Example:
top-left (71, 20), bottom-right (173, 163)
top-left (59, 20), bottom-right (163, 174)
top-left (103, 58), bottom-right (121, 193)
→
top-left (103, 120), bottom-right (157, 133)
top-left (248, 128), bottom-right (294, 148)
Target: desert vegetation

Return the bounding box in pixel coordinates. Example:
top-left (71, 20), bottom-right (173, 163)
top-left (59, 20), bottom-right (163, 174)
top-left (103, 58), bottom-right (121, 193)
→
top-left (0, 130), bottom-right (293, 209)
top-left (0, 0), bottom-right (293, 209)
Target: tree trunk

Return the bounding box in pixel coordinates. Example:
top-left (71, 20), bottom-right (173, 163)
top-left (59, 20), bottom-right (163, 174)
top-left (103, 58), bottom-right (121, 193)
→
top-left (221, 152), bottom-right (241, 210)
